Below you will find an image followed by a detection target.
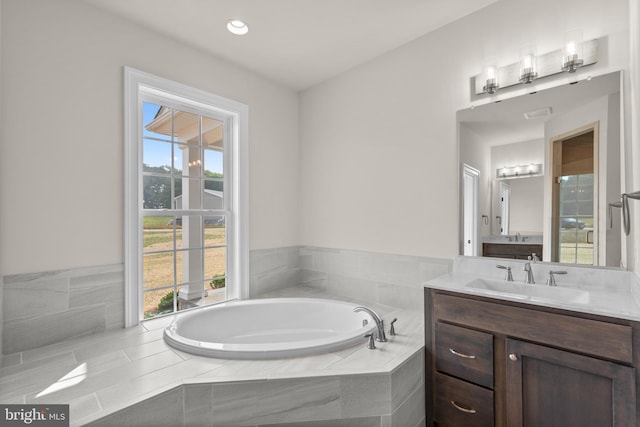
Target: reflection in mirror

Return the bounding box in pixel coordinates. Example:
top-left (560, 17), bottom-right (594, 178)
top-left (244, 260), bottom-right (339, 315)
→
top-left (458, 71), bottom-right (622, 268)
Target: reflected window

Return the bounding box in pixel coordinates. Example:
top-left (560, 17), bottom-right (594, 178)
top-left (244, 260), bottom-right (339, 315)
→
top-left (558, 174), bottom-right (594, 264)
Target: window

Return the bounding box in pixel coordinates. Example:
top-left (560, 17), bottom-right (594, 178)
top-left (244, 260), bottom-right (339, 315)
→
top-left (124, 68), bottom-right (249, 326)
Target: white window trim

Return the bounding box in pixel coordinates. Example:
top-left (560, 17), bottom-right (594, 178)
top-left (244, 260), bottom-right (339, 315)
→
top-left (123, 67), bottom-right (249, 327)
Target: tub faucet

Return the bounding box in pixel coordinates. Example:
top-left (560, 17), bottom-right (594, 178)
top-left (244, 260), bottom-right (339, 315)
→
top-left (354, 306), bottom-right (387, 342)
top-left (364, 333), bottom-right (376, 349)
top-left (389, 318), bottom-right (398, 336)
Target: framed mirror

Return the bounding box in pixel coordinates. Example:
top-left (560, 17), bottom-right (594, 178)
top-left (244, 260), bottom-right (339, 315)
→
top-left (458, 71), bottom-right (622, 267)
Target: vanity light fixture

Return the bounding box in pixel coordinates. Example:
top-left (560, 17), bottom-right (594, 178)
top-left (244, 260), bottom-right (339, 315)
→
top-left (227, 19), bottom-right (249, 35)
top-left (471, 38), bottom-right (598, 95)
top-left (482, 58), bottom-right (499, 94)
top-left (562, 29), bottom-right (584, 73)
top-left (496, 163), bottom-right (542, 179)
top-left (518, 44), bottom-right (538, 84)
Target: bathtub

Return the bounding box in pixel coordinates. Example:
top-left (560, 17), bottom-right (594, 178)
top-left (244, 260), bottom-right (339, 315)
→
top-left (163, 298), bottom-right (378, 359)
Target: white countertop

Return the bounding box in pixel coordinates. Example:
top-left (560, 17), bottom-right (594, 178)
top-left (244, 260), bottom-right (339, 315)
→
top-left (424, 256), bottom-right (640, 322)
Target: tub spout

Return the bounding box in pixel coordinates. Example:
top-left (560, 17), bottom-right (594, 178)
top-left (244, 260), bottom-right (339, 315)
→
top-left (354, 306), bottom-right (387, 342)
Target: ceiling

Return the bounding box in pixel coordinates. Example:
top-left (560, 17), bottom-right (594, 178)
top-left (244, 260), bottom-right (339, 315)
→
top-left (81, 0), bottom-right (498, 91)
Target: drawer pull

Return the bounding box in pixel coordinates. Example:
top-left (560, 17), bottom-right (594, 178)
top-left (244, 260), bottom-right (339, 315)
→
top-left (450, 400), bottom-right (477, 414)
top-left (509, 353), bottom-right (518, 361)
top-left (449, 348), bottom-right (477, 359)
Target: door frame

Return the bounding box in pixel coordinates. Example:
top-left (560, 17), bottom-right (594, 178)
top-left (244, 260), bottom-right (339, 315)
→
top-left (549, 122), bottom-right (599, 263)
top-left (498, 181), bottom-right (511, 235)
top-left (462, 164), bottom-right (480, 256)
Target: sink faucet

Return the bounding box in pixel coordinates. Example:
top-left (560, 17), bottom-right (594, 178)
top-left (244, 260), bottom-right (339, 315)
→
top-left (496, 264), bottom-right (514, 281)
top-left (546, 270), bottom-right (567, 286)
top-left (523, 257), bottom-right (535, 284)
top-left (354, 306), bottom-right (387, 342)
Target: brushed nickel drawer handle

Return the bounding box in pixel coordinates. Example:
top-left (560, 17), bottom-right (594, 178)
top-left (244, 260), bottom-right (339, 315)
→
top-left (449, 348), bottom-right (477, 359)
top-left (450, 400), bottom-right (477, 414)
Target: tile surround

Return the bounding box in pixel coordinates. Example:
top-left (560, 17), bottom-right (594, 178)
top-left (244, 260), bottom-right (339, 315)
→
top-left (250, 246), bottom-right (301, 297)
top-left (2, 264), bottom-right (124, 354)
top-left (2, 246), bottom-right (449, 354)
top-left (1, 285), bottom-right (425, 426)
top-left (299, 246), bottom-right (452, 311)
top-left (84, 368), bottom-right (424, 427)
top-left (82, 349), bottom-right (425, 427)
top-left (0, 245), bottom-right (443, 424)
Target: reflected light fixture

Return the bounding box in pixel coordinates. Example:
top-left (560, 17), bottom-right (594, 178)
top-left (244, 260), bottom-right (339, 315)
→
top-left (562, 29), bottom-right (584, 73)
top-left (518, 44), bottom-right (538, 84)
top-left (227, 19), bottom-right (249, 35)
top-left (496, 163), bottom-right (542, 179)
top-left (482, 57), bottom-right (499, 94)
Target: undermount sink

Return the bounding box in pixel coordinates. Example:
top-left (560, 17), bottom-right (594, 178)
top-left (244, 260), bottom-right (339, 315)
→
top-left (466, 278), bottom-right (591, 304)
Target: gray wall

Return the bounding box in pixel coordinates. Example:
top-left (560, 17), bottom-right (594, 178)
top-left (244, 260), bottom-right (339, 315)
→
top-left (298, 0), bottom-right (630, 262)
top-left (0, 0), bottom-right (300, 276)
top-left (0, 0), bottom-right (4, 364)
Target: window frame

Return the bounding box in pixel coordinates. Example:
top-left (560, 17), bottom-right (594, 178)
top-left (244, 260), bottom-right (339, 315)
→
top-left (124, 67), bottom-right (249, 326)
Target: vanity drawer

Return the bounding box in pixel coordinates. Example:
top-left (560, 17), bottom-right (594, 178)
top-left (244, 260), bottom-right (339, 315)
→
top-left (435, 321), bottom-right (493, 388)
top-left (433, 292), bottom-right (633, 363)
top-left (435, 372), bottom-right (494, 427)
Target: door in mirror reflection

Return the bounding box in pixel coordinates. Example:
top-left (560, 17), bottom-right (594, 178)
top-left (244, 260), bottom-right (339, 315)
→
top-left (499, 182), bottom-right (511, 235)
top-left (462, 164), bottom-right (480, 256)
top-left (552, 126), bottom-right (597, 265)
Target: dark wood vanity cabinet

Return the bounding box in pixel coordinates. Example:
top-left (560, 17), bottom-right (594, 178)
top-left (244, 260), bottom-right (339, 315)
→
top-left (505, 338), bottom-right (635, 426)
top-left (482, 243), bottom-right (543, 259)
top-left (424, 289), bottom-right (639, 427)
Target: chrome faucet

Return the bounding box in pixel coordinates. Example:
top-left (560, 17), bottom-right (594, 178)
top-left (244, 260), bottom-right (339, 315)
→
top-left (496, 264), bottom-right (513, 281)
top-left (546, 270), bottom-right (567, 286)
top-left (363, 333), bottom-right (376, 349)
top-left (354, 306), bottom-right (387, 342)
top-left (523, 257), bottom-right (535, 284)
top-left (389, 318), bottom-right (398, 336)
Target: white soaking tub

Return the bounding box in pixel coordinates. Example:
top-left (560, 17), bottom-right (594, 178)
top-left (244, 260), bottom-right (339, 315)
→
top-left (163, 298), bottom-right (378, 359)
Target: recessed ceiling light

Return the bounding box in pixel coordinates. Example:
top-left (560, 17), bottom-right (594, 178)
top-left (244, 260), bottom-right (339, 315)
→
top-left (227, 20), bottom-right (248, 35)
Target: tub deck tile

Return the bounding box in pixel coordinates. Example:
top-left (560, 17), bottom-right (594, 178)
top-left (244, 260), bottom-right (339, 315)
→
top-left (0, 288), bottom-right (424, 426)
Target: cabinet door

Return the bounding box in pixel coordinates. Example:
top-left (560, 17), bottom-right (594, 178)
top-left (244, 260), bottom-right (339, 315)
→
top-left (505, 338), bottom-right (636, 427)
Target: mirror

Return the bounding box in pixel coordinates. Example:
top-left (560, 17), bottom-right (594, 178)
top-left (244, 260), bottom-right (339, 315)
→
top-left (458, 71), bottom-right (622, 267)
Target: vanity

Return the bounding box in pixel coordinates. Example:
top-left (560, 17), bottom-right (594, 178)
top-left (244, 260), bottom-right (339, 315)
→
top-left (447, 67), bottom-right (634, 425)
top-left (482, 243), bottom-right (543, 260)
top-left (424, 256), bottom-right (640, 426)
